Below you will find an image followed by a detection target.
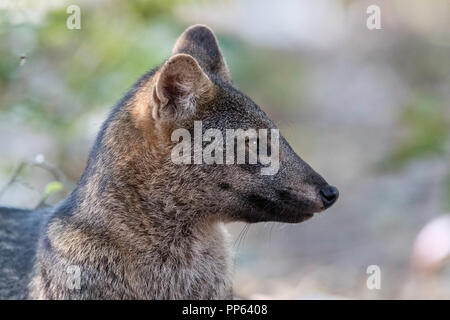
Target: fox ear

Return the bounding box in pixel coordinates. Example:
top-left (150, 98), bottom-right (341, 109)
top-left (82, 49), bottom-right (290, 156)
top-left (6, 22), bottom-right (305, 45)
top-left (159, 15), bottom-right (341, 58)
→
top-left (152, 54), bottom-right (214, 121)
top-left (172, 24), bottom-right (231, 84)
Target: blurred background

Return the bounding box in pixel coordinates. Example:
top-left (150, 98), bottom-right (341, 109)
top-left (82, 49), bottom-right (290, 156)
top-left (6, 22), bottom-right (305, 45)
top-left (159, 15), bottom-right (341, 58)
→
top-left (1, 0), bottom-right (449, 299)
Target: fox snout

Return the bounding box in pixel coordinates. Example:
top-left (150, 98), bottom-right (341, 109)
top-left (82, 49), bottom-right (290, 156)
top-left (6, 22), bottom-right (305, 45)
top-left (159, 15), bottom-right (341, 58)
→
top-left (268, 139), bottom-right (340, 221)
top-left (233, 166), bottom-right (339, 224)
top-left (268, 182), bottom-right (339, 223)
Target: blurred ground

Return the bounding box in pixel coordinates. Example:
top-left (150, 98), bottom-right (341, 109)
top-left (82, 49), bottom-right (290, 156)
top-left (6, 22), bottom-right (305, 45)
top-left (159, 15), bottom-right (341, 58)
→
top-left (1, 0), bottom-right (449, 299)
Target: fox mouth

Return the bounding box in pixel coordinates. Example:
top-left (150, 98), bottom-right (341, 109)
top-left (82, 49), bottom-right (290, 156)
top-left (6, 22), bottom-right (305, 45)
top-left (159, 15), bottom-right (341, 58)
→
top-left (238, 192), bottom-right (322, 223)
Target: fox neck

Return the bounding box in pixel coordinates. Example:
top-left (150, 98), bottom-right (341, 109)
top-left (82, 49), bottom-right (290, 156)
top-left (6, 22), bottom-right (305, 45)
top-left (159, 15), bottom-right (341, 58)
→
top-left (71, 113), bottom-right (216, 248)
top-left (74, 165), bottom-right (216, 247)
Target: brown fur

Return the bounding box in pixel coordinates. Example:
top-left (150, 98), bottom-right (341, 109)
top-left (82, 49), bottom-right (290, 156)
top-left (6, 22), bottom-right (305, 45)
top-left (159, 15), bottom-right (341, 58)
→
top-left (27, 24), bottom-right (337, 299)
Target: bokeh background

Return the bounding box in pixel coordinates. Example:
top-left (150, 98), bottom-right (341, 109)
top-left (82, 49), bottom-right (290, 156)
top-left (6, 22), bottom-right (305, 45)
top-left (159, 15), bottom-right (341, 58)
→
top-left (1, 0), bottom-right (449, 299)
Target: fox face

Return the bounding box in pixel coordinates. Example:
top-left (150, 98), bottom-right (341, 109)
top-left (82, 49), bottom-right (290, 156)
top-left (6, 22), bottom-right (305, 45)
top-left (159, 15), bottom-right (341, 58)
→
top-left (95, 25), bottom-right (338, 225)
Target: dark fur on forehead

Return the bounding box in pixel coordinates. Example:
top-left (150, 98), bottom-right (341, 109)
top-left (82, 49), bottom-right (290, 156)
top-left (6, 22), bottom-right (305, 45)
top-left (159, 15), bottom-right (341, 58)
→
top-left (173, 24), bottom-right (231, 83)
top-left (197, 77), bottom-right (276, 131)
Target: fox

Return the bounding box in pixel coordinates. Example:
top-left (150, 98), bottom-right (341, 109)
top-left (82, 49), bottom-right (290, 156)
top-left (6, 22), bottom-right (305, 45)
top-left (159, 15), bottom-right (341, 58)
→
top-left (0, 24), bottom-right (338, 299)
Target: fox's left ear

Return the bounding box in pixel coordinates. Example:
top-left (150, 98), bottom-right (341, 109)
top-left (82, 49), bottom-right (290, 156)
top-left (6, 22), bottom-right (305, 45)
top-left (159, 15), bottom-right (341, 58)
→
top-left (151, 53), bottom-right (214, 121)
top-left (172, 24), bottom-right (231, 84)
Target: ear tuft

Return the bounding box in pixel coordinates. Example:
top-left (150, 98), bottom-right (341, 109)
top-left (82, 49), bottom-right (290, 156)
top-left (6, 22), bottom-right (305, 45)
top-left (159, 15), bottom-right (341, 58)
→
top-left (152, 54), bottom-right (213, 121)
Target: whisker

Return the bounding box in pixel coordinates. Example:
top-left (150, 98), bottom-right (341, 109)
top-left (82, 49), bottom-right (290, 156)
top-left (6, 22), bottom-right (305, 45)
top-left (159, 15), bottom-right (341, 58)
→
top-left (233, 223), bottom-right (250, 253)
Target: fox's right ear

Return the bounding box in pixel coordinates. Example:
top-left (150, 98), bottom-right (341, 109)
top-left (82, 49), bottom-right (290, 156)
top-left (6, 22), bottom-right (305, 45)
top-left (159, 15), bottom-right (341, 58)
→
top-left (172, 24), bottom-right (231, 84)
top-left (151, 53), bottom-right (214, 121)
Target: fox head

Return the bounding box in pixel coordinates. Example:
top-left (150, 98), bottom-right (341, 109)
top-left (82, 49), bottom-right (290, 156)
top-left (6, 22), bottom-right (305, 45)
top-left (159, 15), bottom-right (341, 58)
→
top-left (85, 25), bottom-right (338, 225)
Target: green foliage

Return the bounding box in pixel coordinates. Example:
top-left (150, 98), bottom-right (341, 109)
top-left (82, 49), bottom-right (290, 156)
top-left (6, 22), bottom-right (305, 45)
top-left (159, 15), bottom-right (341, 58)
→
top-left (44, 181), bottom-right (63, 197)
top-left (385, 94), bottom-right (449, 168)
top-left (0, 1), bottom-right (188, 155)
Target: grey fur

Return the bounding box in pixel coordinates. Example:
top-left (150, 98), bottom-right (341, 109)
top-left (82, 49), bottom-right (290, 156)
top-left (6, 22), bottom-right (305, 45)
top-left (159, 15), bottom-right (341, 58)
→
top-left (0, 207), bottom-right (51, 299)
top-left (0, 25), bottom-right (336, 300)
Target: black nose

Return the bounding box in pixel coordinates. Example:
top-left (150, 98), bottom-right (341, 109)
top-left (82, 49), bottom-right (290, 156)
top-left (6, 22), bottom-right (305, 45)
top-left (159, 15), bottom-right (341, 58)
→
top-left (320, 185), bottom-right (339, 208)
